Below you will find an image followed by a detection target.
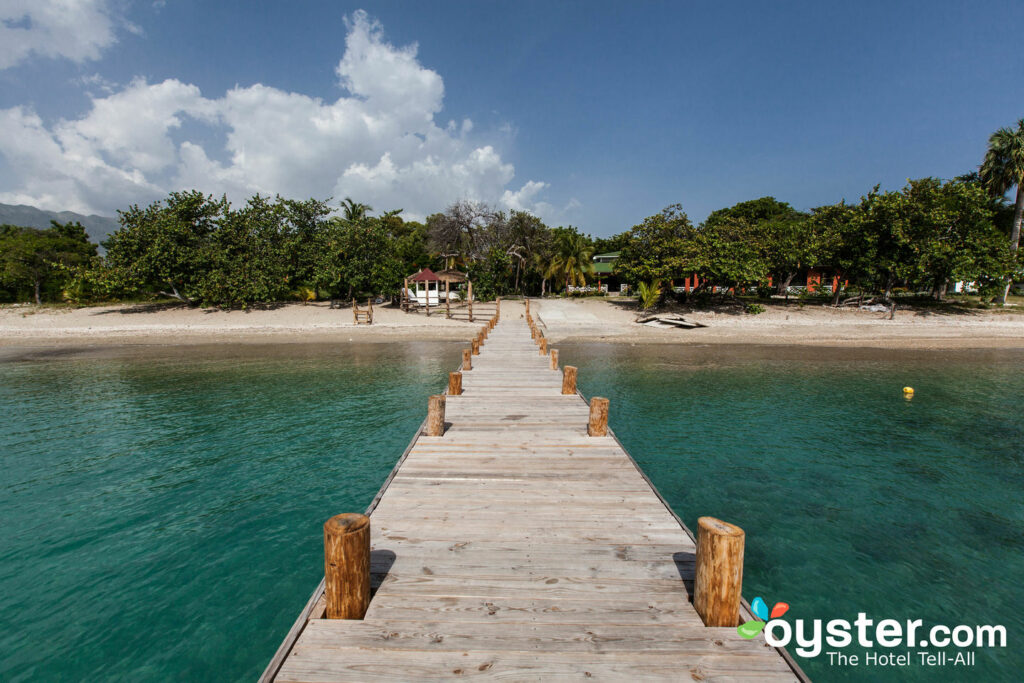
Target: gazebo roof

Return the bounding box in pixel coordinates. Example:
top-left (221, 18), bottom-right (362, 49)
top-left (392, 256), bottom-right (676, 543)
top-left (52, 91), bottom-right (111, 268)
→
top-left (436, 269), bottom-right (468, 283)
top-left (407, 267), bottom-right (469, 283)
top-left (408, 268), bottom-right (441, 282)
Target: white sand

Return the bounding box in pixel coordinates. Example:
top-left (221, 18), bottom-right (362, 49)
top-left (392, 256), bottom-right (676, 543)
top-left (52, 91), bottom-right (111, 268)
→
top-left (1, 297), bottom-right (1022, 349)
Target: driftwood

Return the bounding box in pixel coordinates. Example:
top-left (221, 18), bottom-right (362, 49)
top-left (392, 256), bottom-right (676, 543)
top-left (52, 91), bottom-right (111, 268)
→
top-left (635, 313), bottom-right (707, 329)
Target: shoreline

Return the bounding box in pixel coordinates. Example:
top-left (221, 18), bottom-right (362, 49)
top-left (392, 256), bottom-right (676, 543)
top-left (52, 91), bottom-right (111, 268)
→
top-left (1, 298), bottom-right (1022, 351)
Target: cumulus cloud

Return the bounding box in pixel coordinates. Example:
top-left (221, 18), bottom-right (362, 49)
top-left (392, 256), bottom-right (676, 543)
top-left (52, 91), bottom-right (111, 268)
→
top-left (0, 0), bottom-right (119, 69)
top-left (0, 9), bottom-right (569, 222)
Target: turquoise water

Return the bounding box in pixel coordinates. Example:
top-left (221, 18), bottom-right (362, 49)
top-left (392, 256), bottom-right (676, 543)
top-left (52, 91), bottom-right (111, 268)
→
top-left (0, 343), bottom-right (458, 682)
top-left (1, 342), bottom-right (1021, 682)
top-left (561, 343), bottom-right (1024, 682)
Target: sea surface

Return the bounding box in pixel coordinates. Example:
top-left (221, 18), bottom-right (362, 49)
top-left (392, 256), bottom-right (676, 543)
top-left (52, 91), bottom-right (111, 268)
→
top-left (0, 341), bottom-right (1021, 682)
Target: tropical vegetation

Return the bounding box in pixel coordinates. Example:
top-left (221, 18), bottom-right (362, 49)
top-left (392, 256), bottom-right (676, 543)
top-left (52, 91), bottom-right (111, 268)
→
top-left (1, 120), bottom-right (1021, 308)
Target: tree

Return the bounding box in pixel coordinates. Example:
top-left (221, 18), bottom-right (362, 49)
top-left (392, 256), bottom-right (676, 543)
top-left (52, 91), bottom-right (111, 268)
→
top-left (902, 177), bottom-right (1008, 299)
top-left (467, 247), bottom-right (513, 300)
top-left (545, 228), bottom-right (594, 292)
top-left (105, 191), bottom-right (227, 303)
top-left (318, 218), bottom-right (404, 298)
top-left (615, 205), bottom-right (696, 286)
top-left (703, 197), bottom-right (813, 294)
top-left (980, 118), bottom-right (1024, 303)
top-left (506, 210), bottom-right (548, 293)
top-left (426, 201), bottom-right (503, 262)
top-left (0, 221), bottom-right (97, 304)
top-left (340, 197), bottom-right (373, 221)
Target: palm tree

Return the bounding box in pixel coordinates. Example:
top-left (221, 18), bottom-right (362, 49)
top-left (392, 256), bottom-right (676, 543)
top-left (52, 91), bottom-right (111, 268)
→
top-left (341, 197), bottom-right (373, 221)
top-left (637, 280), bottom-right (662, 310)
top-left (980, 119), bottom-right (1024, 303)
top-left (545, 231), bottom-right (594, 294)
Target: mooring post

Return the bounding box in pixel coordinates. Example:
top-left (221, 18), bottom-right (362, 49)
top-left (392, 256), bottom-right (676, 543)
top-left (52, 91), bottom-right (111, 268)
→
top-left (462, 348), bottom-right (472, 371)
top-left (323, 513), bottom-right (370, 619)
top-left (472, 337), bottom-right (480, 355)
top-left (539, 338), bottom-right (548, 355)
top-left (550, 349), bottom-right (559, 370)
top-left (448, 371), bottom-right (462, 396)
top-left (426, 394), bottom-right (446, 436)
top-left (562, 365), bottom-right (577, 395)
top-left (693, 517), bottom-right (745, 627)
top-left (588, 397), bottom-right (609, 436)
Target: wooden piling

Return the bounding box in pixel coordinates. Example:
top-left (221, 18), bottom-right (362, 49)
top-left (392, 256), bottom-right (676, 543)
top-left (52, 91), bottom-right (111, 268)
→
top-left (462, 348), bottom-right (472, 371)
top-left (426, 395), bottom-right (446, 436)
top-left (539, 338), bottom-right (548, 355)
top-left (472, 337), bottom-right (480, 355)
top-left (693, 517), bottom-right (745, 627)
top-left (323, 513), bottom-right (370, 620)
top-left (587, 397), bottom-right (609, 436)
top-left (561, 365), bottom-right (577, 395)
top-left (550, 349), bottom-right (559, 370)
top-left (448, 371), bottom-right (462, 396)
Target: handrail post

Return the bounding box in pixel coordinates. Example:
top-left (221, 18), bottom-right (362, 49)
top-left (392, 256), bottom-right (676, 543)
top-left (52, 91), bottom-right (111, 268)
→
top-left (561, 365), bottom-right (577, 395)
top-left (448, 371), bottom-right (462, 396)
top-left (426, 395), bottom-right (446, 436)
top-left (323, 513), bottom-right (370, 619)
top-left (587, 397), bottom-right (609, 436)
top-left (693, 517), bottom-right (745, 627)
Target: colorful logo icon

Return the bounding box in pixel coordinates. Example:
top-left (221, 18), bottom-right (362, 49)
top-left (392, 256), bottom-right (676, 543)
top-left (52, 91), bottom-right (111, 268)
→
top-left (737, 597), bottom-right (789, 638)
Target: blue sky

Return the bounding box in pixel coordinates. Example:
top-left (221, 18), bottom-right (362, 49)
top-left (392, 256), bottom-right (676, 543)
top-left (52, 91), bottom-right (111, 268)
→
top-left (0, 1), bottom-right (1021, 236)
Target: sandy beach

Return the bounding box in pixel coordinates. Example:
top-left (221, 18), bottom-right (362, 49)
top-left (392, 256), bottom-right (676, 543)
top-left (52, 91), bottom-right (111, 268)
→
top-left (1, 297), bottom-right (1022, 350)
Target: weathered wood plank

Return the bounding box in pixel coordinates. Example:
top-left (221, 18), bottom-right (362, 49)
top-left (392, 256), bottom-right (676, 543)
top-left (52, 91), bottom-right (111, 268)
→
top-left (269, 315), bottom-right (802, 682)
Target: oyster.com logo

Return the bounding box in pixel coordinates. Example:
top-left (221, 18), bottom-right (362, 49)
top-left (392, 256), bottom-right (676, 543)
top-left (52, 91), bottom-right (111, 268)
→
top-left (732, 596), bottom-right (1006, 668)
top-left (737, 596), bottom-right (788, 638)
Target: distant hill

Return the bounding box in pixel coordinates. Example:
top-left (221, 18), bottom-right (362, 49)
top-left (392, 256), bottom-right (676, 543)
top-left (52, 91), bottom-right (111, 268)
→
top-left (0, 202), bottom-right (120, 246)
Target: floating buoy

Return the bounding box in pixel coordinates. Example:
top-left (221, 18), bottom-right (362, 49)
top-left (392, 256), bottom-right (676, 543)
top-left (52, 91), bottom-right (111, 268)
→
top-left (903, 386), bottom-right (914, 398)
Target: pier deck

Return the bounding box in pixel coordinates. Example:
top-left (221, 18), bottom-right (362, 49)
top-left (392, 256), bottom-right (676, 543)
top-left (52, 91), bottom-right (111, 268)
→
top-left (267, 312), bottom-right (801, 681)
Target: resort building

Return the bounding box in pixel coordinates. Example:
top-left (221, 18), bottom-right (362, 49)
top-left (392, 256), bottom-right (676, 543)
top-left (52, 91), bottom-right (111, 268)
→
top-left (591, 251), bottom-right (623, 293)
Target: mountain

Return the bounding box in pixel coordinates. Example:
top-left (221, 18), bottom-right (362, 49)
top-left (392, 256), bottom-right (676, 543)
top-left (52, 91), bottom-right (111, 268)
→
top-left (0, 203), bottom-right (120, 246)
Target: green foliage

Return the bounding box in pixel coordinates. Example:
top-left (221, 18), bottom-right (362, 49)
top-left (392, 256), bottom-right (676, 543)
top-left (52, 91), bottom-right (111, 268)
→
top-left (745, 303), bottom-right (766, 315)
top-left (615, 205), bottom-right (696, 286)
top-left (636, 280), bottom-right (662, 310)
top-left (0, 221), bottom-right (97, 303)
top-left (980, 118), bottom-right (1024, 302)
top-left (103, 191), bottom-right (332, 306)
top-left (467, 248), bottom-right (512, 300)
top-left (544, 228), bottom-right (594, 292)
top-left (320, 218), bottom-right (405, 298)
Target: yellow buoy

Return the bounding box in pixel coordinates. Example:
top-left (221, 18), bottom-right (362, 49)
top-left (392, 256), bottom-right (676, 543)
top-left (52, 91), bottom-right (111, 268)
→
top-left (903, 386), bottom-right (914, 398)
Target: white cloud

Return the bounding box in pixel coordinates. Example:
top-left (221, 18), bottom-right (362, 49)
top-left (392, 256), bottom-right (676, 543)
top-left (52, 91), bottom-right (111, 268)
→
top-left (0, 9), bottom-right (569, 222)
top-left (0, 0), bottom-right (119, 69)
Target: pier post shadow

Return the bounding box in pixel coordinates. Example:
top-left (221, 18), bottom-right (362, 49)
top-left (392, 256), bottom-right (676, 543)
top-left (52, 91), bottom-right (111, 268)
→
top-left (672, 550), bottom-right (696, 600)
top-left (369, 549), bottom-right (397, 597)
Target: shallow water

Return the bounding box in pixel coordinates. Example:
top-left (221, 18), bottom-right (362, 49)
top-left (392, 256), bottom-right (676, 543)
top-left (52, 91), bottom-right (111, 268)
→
top-left (560, 343), bottom-right (1024, 682)
top-left (1, 342), bottom-right (1021, 681)
top-left (0, 343), bottom-right (460, 682)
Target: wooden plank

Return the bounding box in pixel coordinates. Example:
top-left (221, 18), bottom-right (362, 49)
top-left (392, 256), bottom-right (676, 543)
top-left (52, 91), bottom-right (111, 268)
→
top-left (269, 315), bottom-right (802, 682)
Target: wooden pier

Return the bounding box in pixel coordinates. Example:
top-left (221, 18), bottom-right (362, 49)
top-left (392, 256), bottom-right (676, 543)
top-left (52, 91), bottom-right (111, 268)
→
top-left (263, 304), bottom-right (804, 681)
